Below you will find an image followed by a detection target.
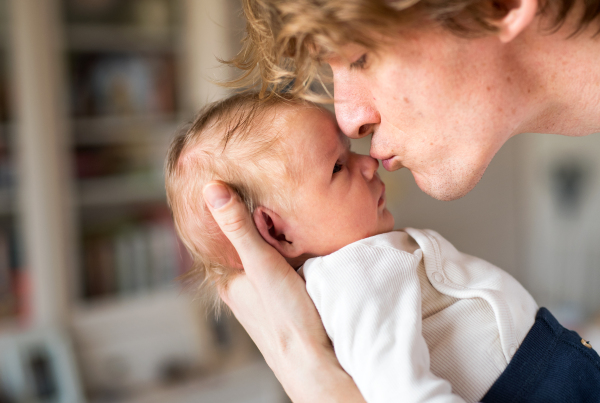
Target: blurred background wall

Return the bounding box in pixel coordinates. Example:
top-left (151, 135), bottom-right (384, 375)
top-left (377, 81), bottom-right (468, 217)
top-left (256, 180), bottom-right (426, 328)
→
top-left (0, 0), bottom-right (597, 402)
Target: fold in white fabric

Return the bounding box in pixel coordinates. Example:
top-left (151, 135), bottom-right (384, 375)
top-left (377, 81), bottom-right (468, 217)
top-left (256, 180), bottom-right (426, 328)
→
top-left (301, 229), bottom-right (538, 403)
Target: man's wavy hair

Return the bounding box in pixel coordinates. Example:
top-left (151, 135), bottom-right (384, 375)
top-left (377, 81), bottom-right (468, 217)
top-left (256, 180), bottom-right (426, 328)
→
top-left (224, 0), bottom-right (600, 100)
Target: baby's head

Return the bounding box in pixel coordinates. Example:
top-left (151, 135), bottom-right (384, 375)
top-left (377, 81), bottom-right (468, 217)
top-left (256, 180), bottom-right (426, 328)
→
top-left (166, 93), bottom-right (394, 303)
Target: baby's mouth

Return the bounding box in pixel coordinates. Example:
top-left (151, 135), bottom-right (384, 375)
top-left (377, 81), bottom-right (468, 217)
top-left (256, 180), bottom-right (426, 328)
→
top-left (378, 183), bottom-right (386, 207)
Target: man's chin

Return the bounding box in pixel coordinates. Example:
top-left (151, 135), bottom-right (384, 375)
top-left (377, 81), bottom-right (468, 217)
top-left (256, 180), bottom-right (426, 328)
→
top-left (413, 169), bottom-right (484, 202)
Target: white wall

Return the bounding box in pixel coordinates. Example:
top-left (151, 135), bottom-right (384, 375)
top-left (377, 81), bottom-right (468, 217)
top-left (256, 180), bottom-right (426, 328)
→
top-left (520, 133), bottom-right (600, 315)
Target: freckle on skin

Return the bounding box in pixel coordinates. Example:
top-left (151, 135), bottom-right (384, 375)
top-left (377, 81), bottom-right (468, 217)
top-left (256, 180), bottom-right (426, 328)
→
top-left (486, 86), bottom-right (490, 91)
top-left (506, 76), bottom-right (512, 83)
top-left (403, 97), bottom-right (410, 103)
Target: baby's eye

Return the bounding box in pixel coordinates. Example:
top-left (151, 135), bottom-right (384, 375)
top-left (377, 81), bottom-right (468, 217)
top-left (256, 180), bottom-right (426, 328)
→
top-left (333, 162), bottom-right (343, 174)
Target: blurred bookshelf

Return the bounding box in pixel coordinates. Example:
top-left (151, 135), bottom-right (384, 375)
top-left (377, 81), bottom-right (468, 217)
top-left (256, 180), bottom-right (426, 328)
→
top-left (62, 0), bottom-right (205, 398)
top-left (63, 0), bottom-right (183, 304)
top-left (62, 0), bottom-right (276, 401)
top-left (1, 1), bottom-right (281, 402)
top-left (0, 0), bottom-right (23, 335)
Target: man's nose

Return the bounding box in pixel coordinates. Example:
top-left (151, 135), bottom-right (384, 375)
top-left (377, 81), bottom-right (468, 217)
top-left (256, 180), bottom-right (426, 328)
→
top-left (332, 70), bottom-right (380, 139)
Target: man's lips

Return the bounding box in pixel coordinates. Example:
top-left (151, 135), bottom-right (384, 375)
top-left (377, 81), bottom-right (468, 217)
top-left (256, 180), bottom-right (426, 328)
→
top-left (382, 156), bottom-right (402, 171)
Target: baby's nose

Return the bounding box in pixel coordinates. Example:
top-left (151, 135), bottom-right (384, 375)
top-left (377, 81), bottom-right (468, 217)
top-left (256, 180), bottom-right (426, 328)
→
top-left (359, 154), bottom-right (379, 180)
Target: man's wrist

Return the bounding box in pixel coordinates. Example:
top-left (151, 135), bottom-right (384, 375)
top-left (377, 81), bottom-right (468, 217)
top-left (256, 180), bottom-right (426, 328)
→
top-left (277, 340), bottom-right (365, 403)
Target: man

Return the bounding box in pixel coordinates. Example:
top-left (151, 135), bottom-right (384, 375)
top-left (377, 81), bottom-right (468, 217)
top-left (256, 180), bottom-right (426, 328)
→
top-left (203, 0), bottom-right (600, 401)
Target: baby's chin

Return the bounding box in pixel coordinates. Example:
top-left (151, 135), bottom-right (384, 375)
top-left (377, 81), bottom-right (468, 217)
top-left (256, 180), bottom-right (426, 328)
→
top-left (380, 209), bottom-right (395, 233)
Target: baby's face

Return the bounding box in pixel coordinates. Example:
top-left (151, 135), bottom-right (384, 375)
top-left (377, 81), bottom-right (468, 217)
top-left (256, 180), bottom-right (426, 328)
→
top-left (281, 107), bottom-right (395, 257)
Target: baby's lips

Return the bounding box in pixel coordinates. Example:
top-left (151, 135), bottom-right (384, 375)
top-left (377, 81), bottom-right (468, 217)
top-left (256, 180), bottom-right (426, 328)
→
top-left (378, 183), bottom-right (386, 206)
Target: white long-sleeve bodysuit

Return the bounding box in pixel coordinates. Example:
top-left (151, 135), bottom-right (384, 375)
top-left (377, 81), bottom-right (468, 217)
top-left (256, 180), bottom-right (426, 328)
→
top-left (301, 228), bottom-right (538, 403)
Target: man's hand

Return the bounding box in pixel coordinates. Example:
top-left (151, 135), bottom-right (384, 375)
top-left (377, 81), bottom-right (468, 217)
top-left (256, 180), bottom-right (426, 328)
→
top-left (203, 181), bottom-right (365, 403)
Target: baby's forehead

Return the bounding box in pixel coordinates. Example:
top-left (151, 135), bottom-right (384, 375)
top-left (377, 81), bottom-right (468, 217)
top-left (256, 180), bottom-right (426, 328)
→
top-left (274, 103), bottom-right (339, 136)
top-left (272, 103), bottom-right (348, 165)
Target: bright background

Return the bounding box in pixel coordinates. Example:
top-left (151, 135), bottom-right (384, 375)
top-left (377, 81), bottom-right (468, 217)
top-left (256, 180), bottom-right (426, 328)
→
top-left (0, 0), bottom-right (598, 402)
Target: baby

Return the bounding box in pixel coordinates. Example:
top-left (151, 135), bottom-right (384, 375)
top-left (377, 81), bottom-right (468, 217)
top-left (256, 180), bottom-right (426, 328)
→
top-left (165, 93), bottom-right (598, 402)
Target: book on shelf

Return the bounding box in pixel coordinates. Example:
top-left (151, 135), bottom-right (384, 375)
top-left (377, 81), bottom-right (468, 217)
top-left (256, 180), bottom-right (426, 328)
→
top-left (65, 0), bottom-right (173, 30)
top-left (69, 52), bottom-right (176, 118)
top-left (75, 142), bottom-right (162, 182)
top-left (0, 226), bottom-right (21, 321)
top-left (0, 53), bottom-right (9, 123)
top-left (0, 148), bottom-right (13, 191)
top-left (0, 124), bottom-right (13, 191)
top-left (82, 213), bottom-right (184, 300)
top-left (0, 229), bottom-right (13, 318)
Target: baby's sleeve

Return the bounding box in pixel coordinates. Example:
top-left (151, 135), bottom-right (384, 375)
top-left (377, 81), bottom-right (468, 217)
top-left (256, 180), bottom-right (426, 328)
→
top-left (303, 243), bottom-right (466, 403)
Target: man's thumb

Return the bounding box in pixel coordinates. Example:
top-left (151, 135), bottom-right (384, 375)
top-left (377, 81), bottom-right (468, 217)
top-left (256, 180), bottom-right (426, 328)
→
top-left (204, 181), bottom-right (232, 210)
top-left (203, 181), bottom-right (263, 258)
top-left (203, 181), bottom-right (294, 283)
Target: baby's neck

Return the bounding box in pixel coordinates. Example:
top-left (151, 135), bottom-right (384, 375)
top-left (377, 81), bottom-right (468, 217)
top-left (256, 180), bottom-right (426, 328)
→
top-left (287, 253), bottom-right (318, 270)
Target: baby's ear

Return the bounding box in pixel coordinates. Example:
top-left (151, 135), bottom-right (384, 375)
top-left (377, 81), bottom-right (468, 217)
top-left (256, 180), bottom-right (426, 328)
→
top-left (253, 206), bottom-right (300, 258)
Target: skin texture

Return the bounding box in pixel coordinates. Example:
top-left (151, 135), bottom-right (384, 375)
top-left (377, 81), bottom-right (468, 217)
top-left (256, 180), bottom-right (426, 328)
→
top-left (254, 107), bottom-right (395, 267)
top-left (204, 0), bottom-right (600, 400)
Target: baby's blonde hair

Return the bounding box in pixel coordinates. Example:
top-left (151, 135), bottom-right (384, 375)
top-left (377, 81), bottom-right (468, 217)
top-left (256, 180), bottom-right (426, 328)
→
top-left (165, 92), bottom-right (309, 308)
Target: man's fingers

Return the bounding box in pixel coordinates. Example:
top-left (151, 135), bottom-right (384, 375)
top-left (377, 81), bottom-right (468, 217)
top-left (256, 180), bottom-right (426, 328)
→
top-left (203, 181), bottom-right (290, 280)
top-left (204, 181), bottom-right (252, 242)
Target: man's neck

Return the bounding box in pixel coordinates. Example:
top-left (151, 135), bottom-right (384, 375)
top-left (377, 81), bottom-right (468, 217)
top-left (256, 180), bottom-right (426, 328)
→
top-left (516, 11), bottom-right (600, 136)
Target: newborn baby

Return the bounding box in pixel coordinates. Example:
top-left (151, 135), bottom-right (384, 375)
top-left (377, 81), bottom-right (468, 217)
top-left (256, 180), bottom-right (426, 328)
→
top-left (165, 92), bottom-right (541, 402)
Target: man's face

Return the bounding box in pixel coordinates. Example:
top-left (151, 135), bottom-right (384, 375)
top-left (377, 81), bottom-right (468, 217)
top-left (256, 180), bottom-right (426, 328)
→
top-left (328, 23), bottom-right (532, 200)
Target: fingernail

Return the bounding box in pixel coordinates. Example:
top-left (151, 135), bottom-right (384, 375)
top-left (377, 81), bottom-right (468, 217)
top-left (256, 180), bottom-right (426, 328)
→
top-left (204, 183), bottom-right (231, 210)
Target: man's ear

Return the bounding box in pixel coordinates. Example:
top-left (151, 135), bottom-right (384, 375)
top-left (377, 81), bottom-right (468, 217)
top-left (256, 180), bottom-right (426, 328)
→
top-left (495, 0), bottom-right (538, 43)
top-left (253, 206), bottom-right (302, 258)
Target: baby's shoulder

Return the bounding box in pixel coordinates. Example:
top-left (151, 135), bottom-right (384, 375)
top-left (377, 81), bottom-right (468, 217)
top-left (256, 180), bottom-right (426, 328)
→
top-left (345, 231), bottom-right (419, 253)
top-left (306, 231), bottom-right (422, 271)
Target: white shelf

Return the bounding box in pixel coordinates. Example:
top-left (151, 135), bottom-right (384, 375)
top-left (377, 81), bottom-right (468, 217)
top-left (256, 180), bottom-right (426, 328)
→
top-left (71, 288), bottom-right (211, 394)
top-left (77, 175), bottom-right (165, 207)
top-left (72, 286), bottom-right (180, 321)
top-left (66, 24), bottom-right (177, 52)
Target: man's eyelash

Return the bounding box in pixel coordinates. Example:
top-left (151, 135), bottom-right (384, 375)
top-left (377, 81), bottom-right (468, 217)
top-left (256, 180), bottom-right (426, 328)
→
top-left (350, 54), bottom-right (367, 70)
